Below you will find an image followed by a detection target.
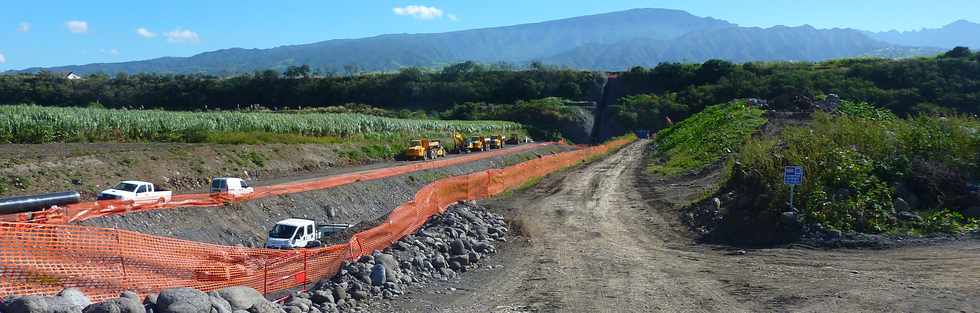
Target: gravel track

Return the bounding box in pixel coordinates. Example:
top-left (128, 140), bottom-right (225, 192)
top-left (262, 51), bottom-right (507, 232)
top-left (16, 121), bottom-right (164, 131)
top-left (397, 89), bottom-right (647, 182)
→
top-left (379, 140), bottom-right (980, 313)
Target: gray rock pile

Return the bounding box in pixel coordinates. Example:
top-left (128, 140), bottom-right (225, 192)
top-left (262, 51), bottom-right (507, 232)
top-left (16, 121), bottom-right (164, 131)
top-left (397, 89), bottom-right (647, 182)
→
top-left (1, 202), bottom-right (507, 313)
top-left (298, 201), bottom-right (508, 312)
top-left (0, 286), bottom-right (282, 313)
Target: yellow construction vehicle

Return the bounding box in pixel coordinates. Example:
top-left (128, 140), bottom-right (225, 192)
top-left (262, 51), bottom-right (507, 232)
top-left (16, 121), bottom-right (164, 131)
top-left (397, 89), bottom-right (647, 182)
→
top-left (404, 139), bottom-right (446, 160)
top-left (452, 132), bottom-right (471, 154)
top-left (489, 135), bottom-right (505, 149)
top-left (470, 136), bottom-right (488, 152)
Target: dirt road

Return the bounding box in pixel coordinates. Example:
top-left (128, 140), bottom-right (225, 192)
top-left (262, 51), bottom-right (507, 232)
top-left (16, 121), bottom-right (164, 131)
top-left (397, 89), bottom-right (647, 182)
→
top-left (382, 140), bottom-right (980, 313)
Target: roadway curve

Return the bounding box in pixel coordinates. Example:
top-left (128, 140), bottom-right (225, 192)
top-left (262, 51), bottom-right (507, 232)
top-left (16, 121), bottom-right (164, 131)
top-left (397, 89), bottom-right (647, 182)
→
top-left (381, 140), bottom-right (980, 312)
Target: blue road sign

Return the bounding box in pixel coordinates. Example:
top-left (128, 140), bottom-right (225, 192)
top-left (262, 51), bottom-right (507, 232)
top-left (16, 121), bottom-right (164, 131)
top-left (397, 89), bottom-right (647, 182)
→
top-left (784, 166), bottom-right (804, 185)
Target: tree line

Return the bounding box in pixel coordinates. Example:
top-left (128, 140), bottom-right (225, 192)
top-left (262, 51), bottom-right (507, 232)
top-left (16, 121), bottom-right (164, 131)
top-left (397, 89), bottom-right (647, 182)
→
top-left (611, 47), bottom-right (980, 133)
top-left (0, 61), bottom-right (604, 111)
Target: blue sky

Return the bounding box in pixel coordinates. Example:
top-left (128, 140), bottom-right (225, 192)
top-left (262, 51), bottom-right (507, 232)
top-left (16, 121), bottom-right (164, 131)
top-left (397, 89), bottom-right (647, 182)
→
top-left (2, 0), bottom-right (978, 71)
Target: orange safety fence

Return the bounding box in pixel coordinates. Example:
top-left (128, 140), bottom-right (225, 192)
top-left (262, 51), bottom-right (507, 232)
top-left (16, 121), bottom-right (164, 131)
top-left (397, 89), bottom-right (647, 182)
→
top-left (0, 142), bottom-right (553, 225)
top-left (0, 137), bottom-right (634, 301)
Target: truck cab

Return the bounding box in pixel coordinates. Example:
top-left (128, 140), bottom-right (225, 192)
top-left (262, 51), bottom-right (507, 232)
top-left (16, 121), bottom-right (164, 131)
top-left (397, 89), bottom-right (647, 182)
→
top-left (210, 177), bottom-right (254, 196)
top-left (470, 136), bottom-right (487, 152)
top-left (405, 139), bottom-right (447, 160)
top-left (98, 181), bottom-right (172, 204)
top-left (265, 218), bottom-right (355, 249)
top-left (490, 135), bottom-right (505, 149)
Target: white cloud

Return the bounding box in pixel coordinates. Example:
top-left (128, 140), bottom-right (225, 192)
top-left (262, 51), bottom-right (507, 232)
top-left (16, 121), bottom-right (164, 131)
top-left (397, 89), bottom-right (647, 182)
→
top-left (164, 28), bottom-right (200, 43)
top-left (136, 27), bottom-right (156, 38)
top-left (447, 14), bottom-right (458, 21)
top-left (66, 20), bottom-right (89, 33)
top-left (0, 53), bottom-right (6, 64)
top-left (17, 22), bottom-right (30, 32)
top-left (393, 5), bottom-right (443, 20)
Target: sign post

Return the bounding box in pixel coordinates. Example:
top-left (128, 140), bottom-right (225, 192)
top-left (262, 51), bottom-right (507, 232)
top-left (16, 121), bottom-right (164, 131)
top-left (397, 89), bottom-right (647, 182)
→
top-left (783, 166), bottom-right (804, 210)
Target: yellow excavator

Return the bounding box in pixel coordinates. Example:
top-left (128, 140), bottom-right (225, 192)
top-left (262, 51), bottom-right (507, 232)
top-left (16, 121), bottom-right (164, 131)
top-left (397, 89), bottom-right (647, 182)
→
top-left (404, 139), bottom-right (446, 160)
top-left (452, 132), bottom-right (487, 153)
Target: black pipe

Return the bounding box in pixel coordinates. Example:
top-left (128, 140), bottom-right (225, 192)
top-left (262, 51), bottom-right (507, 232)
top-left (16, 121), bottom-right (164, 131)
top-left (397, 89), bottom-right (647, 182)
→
top-left (0, 191), bottom-right (81, 215)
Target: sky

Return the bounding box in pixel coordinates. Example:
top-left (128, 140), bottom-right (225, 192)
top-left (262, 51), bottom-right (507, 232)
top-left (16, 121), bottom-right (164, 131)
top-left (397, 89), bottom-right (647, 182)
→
top-left (2, 0), bottom-right (979, 71)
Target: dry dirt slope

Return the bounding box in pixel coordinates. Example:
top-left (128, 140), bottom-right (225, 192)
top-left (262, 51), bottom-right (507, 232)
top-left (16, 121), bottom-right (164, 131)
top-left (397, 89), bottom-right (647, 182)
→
top-left (379, 140), bottom-right (980, 313)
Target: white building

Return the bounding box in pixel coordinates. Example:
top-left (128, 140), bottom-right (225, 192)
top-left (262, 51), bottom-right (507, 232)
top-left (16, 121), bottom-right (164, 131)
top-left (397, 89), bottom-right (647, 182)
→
top-left (65, 72), bottom-right (82, 80)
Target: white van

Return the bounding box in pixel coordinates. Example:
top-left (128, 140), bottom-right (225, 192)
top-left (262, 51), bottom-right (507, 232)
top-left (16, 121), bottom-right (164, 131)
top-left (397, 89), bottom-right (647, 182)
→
top-left (210, 177), bottom-right (254, 196)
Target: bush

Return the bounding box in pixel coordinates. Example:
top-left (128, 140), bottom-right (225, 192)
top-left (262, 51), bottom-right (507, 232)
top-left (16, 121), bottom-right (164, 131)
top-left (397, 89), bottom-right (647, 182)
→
top-left (735, 110), bottom-right (979, 233)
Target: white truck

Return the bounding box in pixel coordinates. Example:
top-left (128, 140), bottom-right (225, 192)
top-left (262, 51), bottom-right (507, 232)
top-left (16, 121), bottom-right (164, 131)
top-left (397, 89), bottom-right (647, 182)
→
top-left (265, 218), bottom-right (355, 249)
top-left (97, 181), bottom-right (172, 204)
top-left (209, 177), bottom-right (254, 196)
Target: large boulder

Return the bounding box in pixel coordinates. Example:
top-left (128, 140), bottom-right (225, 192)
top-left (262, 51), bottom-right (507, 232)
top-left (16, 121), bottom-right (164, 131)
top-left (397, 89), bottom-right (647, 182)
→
top-left (308, 291), bottom-right (333, 306)
top-left (373, 253), bottom-right (399, 280)
top-left (156, 288), bottom-right (211, 313)
top-left (330, 286), bottom-right (348, 304)
top-left (1, 296), bottom-right (84, 313)
top-left (244, 300), bottom-right (280, 313)
top-left (449, 239), bottom-right (467, 256)
top-left (57, 289), bottom-right (92, 309)
top-left (82, 298), bottom-right (145, 313)
top-left (369, 263), bottom-right (387, 286)
top-left (213, 287), bottom-right (262, 311)
top-left (206, 293), bottom-right (232, 313)
top-left (118, 293), bottom-right (140, 304)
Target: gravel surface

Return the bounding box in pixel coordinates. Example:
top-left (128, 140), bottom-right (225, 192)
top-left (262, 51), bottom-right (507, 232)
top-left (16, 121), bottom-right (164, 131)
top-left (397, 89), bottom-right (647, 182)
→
top-left (375, 140), bottom-right (980, 313)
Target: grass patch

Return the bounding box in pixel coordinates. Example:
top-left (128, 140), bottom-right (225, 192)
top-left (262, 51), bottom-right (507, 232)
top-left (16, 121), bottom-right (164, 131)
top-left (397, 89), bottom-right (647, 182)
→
top-left (648, 101), bottom-right (766, 176)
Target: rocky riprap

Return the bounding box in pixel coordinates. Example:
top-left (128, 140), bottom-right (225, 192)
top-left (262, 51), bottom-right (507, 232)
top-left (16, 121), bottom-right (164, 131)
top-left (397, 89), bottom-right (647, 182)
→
top-left (0, 286), bottom-right (283, 313)
top-left (1, 202), bottom-right (508, 313)
top-left (299, 201), bottom-right (509, 312)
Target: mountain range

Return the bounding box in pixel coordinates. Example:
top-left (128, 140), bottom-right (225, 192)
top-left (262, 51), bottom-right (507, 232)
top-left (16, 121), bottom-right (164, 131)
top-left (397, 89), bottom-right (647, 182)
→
top-left (17, 8), bottom-right (979, 75)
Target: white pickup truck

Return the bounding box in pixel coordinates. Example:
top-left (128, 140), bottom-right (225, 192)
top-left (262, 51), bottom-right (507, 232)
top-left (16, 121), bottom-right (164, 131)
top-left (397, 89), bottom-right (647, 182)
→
top-left (209, 177), bottom-right (254, 196)
top-left (265, 219), bottom-right (355, 249)
top-left (97, 181), bottom-right (172, 204)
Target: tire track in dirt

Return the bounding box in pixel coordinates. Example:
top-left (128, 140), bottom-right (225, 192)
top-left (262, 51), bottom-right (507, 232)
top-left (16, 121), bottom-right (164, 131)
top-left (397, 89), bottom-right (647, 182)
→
top-left (380, 140), bottom-right (980, 313)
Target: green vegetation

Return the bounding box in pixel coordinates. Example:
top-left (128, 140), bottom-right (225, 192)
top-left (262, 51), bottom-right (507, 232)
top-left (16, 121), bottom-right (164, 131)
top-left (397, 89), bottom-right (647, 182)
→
top-left (442, 97), bottom-right (591, 141)
top-left (0, 63), bottom-right (600, 112)
top-left (737, 110), bottom-right (979, 234)
top-left (648, 101), bottom-right (766, 176)
top-left (616, 49), bottom-right (980, 133)
top-left (0, 105), bottom-right (523, 144)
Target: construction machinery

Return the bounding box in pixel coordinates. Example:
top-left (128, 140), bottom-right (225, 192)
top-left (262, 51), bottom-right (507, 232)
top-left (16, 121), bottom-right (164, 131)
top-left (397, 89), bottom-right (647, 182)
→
top-left (404, 139), bottom-right (446, 160)
top-left (452, 132), bottom-right (472, 154)
top-left (489, 135), bottom-right (505, 149)
top-left (453, 132), bottom-right (488, 153)
top-left (472, 136), bottom-right (488, 152)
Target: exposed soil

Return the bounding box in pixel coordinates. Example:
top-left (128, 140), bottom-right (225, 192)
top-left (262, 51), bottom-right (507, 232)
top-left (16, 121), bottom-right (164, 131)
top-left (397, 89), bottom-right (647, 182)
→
top-left (0, 142), bottom-right (551, 199)
top-left (79, 144), bottom-right (573, 247)
top-left (0, 142), bottom-right (349, 198)
top-left (376, 140), bottom-right (980, 312)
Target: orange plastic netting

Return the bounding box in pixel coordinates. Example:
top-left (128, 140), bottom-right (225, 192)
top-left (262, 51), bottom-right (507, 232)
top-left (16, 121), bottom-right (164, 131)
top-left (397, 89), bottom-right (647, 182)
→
top-left (0, 138), bottom-right (633, 301)
top-left (0, 142), bottom-right (552, 225)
